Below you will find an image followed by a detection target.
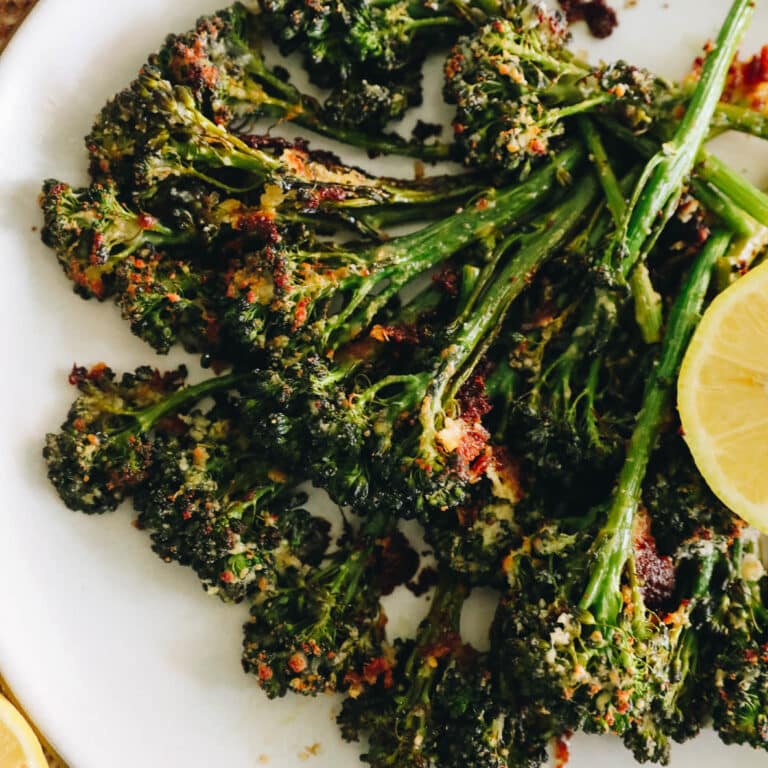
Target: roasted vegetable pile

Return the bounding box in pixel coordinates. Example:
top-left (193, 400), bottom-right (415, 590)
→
top-left (40, 0), bottom-right (768, 764)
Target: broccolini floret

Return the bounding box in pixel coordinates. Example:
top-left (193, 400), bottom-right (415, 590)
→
top-left (135, 399), bottom-right (329, 601)
top-left (43, 364), bottom-right (239, 513)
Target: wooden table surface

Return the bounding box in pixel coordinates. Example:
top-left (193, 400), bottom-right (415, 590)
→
top-left (0, 0), bottom-right (35, 52)
top-left (1, 8), bottom-right (69, 767)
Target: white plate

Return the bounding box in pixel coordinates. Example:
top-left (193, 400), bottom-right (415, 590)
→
top-left (1, 1), bottom-right (768, 766)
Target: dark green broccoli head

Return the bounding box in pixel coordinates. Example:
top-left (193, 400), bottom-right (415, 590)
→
top-left (322, 77), bottom-right (419, 133)
top-left (443, 11), bottom-right (571, 173)
top-left (242, 517), bottom-right (395, 697)
top-left (338, 576), bottom-right (470, 768)
top-left (40, 179), bottom-right (182, 299)
top-left (42, 364), bottom-right (189, 513)
top-left (113, 247), bottom-right (218, 355)
top-left (86, 86), bottom-right (144, 184)
top-left (711, 529), bottom-right (768, 751)
top-left (219, 239), bottom-right (370, 355)
top-left (427, 484), bottom-right (522, 588)
top-left (713, 631), bottom-right (768, 749)
top-left (257, 0), bottom-right (461, 90)
top-left (151, 3), bottom-right (270, 124)
top-left (444, 10), bottom-right (657, 173)
top-left (644, 432), bottom-right (737, 555)
top-left (88, 65), bottom-right (282, 196)
top-left (431, 657), bottom-right (548, 768)
top-left (135, 401), bottom-right (329, 602)
top-left (491, 522), bottom-right (670, 743)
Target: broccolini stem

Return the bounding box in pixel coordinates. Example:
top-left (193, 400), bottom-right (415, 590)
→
top-left (690, 178), bottom-right (758, 238)
top-left (399, 575), bottom-right (467, 744)
top-left (132, 371), bottom-right (245, 433)
top-left (578, 117), bottom-right (662, 342)
top-left (687, 179), bottom-right (768, 291)
top-left (550, 95), bottom-right (615, 122)
top-left (579, 117), bottom-right (626, 225)
top-left (352, 195), bottom-right (471, 235)
top-left (707, 100), bottom-right (768, 140)
top-left (579, 229), bottom-right (733, 624)
top-left (326, 144), bottom-right (584, 348)
top-left (696, 151), bottom-right (768, 226)
top-left (295, 116), bottom-right (453, 161)
top-left (384, 144), bottom-right (583, 259)
top-left (597, 115), bottom-right (768, 230)
top-left (440, 171), bottom-right (600, 403)
top-left (617, 0), bottom-right (753, 341)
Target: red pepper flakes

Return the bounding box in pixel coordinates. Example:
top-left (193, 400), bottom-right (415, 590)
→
top-left (689, 44), bottom-right (768, 112)
top-left (293, 297), bottom-right (310, 329)
top-left (553, 731), bottom-right (573, 768)
top-left (137, 212), bottom-right (158, 230)
top-left (288, 652), bottom-right (308, 673)
top-left (362, 656), bottom-right (394, 688)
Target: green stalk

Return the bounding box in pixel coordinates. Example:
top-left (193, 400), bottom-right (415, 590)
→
top-left (439, 172), bottom-right (600, 403)
top-left (579, 229), bottom-right (732, 624)
top-left (616, 0), bottom-right (753, 342)
top-left (326, 144), bottom-right (584, 347)
top-left (294, 112), bottom-right (452, 161)
top-left (132, 371), bottom-right (244, 432)
top-left (687, 179), bottom-right (768, 290)
top-left (690, 178), bottom-right (757, 238)
top-left (398, 576), bottom-right (467, 749)
top-left (413, 174), bottom-right (599, 460)
top-left (696, 151), bottom-right (768, 225)
top-left (578, 117), bottom-right (662, 342)
top-left (597, 116), bottom-right (768, 229)
top-left (579, 116), bottom-right (626, 224)
top-left (706, 99), bottom-right (768, 141)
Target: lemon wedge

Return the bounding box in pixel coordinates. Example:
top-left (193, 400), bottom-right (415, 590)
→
top-left (0, 694), bottom-right (49, 768)
top-left (678, 259), bottom-right (768, 532)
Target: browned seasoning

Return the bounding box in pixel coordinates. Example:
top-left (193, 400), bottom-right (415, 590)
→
top-left (558, 0), bottom-right (618, 38)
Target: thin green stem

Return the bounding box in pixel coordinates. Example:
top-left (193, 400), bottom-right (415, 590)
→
top-left (615, 0), bottom-right (753, 342)
top-left (327, 145), bottom-right (584, 348)
top-left (134, 372), bottom-right (245, 432)
top-left (579, 116), bottom-right (626, 225)
top-left (443, 172), bottom-right (600, 402)
top-left (696, 151), bottom-right (768, 226)
top-left (579, 229), bottom-right (732, 624)
top-left (690, 178), bottom-right (758, 238)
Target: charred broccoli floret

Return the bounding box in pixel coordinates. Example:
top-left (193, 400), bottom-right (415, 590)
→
top-left (151, 4), bottom-right (447, 158)
top-left (87, 65), bottom-right (473, 207)
top-left (134, 399), bottom-right (329, 602)
top-left (241, 507), bottom-right (412, 697)
top-left (256, 0), bottom-right (468, 89)
top-left (40, 179), bottom-right (190, 299)
top-left (443, 9), bottom-right (656, 174)
top-left (337, 576), bottom-right (470, 767)
top-left (43, 364), bottom-right (239, 513)
top-left (710, 527), bottom-right (768, 751)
